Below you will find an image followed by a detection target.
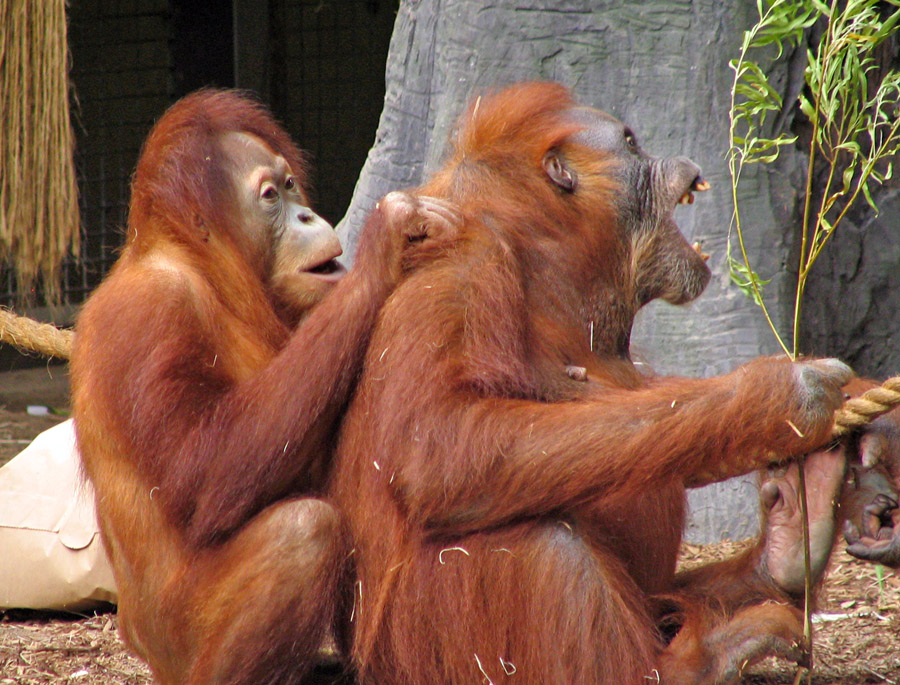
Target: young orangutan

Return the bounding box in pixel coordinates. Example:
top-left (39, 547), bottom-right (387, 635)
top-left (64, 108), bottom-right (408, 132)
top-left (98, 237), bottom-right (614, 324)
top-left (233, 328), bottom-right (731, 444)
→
top-left (71, 89), bottom-right (456, 684)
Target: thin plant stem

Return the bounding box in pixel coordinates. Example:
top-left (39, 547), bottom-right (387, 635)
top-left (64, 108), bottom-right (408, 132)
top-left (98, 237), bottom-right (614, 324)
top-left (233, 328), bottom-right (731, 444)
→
top-left (796, 457), bottom-right (814, 682)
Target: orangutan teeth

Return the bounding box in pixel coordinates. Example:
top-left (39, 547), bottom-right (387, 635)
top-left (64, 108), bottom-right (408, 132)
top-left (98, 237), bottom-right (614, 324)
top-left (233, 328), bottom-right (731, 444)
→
top-left (692, 241), bottom-right (711, 262)
top-left (691, 177), bottom-right (711, 192)
top-left (678, 177), bottom-right (710, 206)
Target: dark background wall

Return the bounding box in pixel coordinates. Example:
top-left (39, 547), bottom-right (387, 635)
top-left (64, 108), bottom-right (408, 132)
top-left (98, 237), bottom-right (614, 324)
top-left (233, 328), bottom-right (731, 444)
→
top-left (0, 0), bottom-right (396, 310)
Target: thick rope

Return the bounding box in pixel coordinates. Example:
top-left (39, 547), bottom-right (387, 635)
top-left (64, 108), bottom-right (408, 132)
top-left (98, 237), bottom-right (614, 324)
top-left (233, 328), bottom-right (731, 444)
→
top-left (2, 306), bottom-right (900, 435)
top-left (833, 376), bottom-right (900, 437)
top-left (0, 308), bottom-right (72, 359)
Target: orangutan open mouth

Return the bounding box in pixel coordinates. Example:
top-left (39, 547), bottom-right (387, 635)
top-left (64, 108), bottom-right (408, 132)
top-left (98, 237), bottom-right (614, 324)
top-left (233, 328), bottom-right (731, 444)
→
top-left (305, 258), bottom-right (347, 281)
top-left (677, 176), bottom-right (710, 205)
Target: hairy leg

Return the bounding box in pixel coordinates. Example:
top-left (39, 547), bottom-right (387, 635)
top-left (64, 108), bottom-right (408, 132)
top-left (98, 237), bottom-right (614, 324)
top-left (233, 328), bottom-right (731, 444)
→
top-left (359, 522), bottom-right (661, 685)
top-left (658, 448), bottom-right (846, 684)
top-left (659, 602), bottom-right (806, 685)
top-left (184, 498), bottom-right (350, 685)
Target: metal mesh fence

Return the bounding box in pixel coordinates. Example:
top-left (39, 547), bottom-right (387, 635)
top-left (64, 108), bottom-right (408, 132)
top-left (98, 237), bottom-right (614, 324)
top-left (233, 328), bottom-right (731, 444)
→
top-left (275, 0), bottom-right (395, 225)
top-left (0, 0), bottom-right (395, 309)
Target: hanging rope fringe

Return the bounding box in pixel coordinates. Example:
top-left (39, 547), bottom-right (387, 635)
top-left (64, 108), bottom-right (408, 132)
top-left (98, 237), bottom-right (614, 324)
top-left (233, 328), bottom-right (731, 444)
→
top-left (0, 308), bottom-right (72, 359)
top-left (0, 0), bottom-right (81, 303)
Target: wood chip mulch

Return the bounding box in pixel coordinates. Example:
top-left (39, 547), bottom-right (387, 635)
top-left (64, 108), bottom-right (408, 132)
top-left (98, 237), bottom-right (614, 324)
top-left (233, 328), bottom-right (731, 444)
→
top-left (681, 541), bottom-right (900, 684)
top-left (0, 543), bottom-right (896, 683)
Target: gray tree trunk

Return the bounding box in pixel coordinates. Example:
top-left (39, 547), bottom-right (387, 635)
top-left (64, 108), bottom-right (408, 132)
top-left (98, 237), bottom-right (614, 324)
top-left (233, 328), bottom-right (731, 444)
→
top-left (337, 0), bottom-right (900, 543)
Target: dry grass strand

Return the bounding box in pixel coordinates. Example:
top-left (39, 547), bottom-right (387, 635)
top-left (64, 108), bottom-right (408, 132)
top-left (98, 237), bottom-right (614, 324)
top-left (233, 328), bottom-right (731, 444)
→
top-left (0, 0), bottom-right (80, 304)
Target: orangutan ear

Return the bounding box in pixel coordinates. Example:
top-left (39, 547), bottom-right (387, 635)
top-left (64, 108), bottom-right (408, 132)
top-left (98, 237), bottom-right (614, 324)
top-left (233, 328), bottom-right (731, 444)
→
top-left (542, 150), bottom-right (577, 193)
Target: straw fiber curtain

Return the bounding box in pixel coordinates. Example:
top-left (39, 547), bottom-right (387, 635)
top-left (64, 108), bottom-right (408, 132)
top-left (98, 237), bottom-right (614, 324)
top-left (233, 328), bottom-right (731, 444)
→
top-left (0, 0), bottom-right (79, 304)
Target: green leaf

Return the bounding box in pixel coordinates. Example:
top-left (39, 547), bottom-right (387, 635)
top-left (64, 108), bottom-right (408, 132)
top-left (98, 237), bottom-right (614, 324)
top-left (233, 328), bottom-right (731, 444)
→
top-left (727, 255), bottom-right (772, 307)
top-left (861, 179), bottom-right (879, 212)
top-left (873, 8), bottom-right (900, 42)
top-left (810, 0), bottom-right (832, 16)
top-left (836, 140), bottom-right (862, 155)
top-left (798, 92), bottom-right (817, 120)
top-left (842, 165), bottom-right (856, 194)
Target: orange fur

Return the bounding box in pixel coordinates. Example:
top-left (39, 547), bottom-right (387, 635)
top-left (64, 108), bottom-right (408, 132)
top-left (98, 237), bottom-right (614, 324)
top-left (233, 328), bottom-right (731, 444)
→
top-left (71, 89), bottom-right (435, 684)
top-left (331, 83), bottom-right (848, 684)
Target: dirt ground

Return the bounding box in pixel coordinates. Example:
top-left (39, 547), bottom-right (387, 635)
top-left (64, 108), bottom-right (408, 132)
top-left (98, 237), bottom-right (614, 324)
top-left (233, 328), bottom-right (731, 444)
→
top-left (0, 364), bottom-right (70, 468)
top-left (1, 367), bottom-right (899, 684)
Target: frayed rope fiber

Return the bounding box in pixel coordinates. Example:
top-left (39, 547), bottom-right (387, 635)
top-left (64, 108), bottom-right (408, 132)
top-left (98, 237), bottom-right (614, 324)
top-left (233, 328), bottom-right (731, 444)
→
top-left (0, 308), bottom-right (72, 359)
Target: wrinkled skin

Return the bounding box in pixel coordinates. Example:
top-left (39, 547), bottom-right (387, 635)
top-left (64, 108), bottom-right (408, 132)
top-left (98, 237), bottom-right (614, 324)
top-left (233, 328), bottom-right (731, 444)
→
top-left (761, 448), bottom-right (848, 594)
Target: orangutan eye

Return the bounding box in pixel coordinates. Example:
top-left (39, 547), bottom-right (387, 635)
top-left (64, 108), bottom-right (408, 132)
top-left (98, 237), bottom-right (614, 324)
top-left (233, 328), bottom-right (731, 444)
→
top-left (285, 177), bottom-right (296, 191)
top-left (624, 130), bottom-right (637, 148)
top-left (261, 185), bottom-right (278, 201)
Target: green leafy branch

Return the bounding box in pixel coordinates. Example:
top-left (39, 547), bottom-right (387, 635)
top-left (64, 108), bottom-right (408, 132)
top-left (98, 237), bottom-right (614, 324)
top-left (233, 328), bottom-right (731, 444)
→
top-left (728, 1), bottom-right (900, 680)
top-left (727, 0), bottom-right (817, 355)
top-left (728, 0), bottom-right (900, 356)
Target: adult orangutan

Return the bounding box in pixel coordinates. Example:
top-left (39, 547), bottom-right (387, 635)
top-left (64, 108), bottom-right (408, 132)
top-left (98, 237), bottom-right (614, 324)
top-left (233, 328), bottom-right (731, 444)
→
top-left (330, 82), bottom-right (854, 684)
top-left (70, 89), bottom-right (455, 684)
